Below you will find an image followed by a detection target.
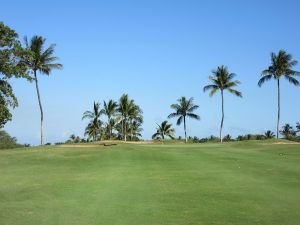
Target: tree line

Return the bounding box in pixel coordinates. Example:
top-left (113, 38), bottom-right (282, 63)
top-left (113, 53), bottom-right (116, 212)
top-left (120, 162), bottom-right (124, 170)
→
top-left (1, 21), bottom-right (299, 145)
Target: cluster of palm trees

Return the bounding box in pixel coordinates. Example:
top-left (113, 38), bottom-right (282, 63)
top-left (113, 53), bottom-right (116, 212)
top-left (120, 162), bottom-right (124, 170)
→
top-left (154, 50), bottom-right (299, 143)
top-left (153, 97), bottom-right (200, 143)
top-left (280, 123), bottom-right (300, 139)
top-left (154, 67), bottom-right (242, 143)
top-left (82, 94), bottom-right (143, 142)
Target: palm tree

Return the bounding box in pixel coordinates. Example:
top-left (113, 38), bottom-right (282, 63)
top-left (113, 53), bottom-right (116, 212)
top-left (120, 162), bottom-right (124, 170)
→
top-left (203, 65), bottom-right (242, 142)
top-left (104, 118), bottom-right (117, 139)
top-left (223, 134), bottom-right (232, 142)
top-left (129, 120), bottom-right (143, 141)
top-left (152, 121), bottom-right (175, 140)
top-left (296, 122), bottom-right (300, 133)
top-left (118, 94), bottom-right (129, 141)
top-left (101, 100), bottom-right (118, 139)
top-left (280, 124), bottom-right (296, 139)
top-left (69, 134), bottom-right (76, 142)
top-left (84, 119), bottom-right (102, 141)
top-left (128, 103), bottom-right (143, 141)
top-left (25, 36), bottom-right (63, 145)
top-left (82, 101), bottom-right (102, 121)
top-left (82, 102), bottom-right (102, 141)
top-left (117, 94), bottom-right (138, 141)
top-left (168, 97), bottom-right (200, 143)
top-left (258, 50), bottom-right (299, 139)
top-left (264, 130), bottom-right (275, 139)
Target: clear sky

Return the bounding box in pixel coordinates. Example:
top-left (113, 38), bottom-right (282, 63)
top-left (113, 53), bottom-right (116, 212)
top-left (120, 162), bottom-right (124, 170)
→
top-left (2, 0), bottom-right (300, 145)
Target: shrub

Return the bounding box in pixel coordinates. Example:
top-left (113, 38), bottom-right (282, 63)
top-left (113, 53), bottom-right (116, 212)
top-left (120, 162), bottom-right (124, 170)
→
top-left (0, 130), bottom-right (23, 149)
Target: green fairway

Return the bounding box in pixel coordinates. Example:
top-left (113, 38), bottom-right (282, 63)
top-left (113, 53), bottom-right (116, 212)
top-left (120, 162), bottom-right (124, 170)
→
top-left (0, 141), bottom-right (300, 225)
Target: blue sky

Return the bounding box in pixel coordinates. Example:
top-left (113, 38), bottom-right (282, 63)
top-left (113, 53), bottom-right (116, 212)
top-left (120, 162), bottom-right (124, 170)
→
top-left (2, 0), bottom-right (300, 144)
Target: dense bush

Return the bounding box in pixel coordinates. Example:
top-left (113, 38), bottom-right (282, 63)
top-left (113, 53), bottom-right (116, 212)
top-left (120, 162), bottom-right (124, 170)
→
top-left (0, 130), bottom-right (24, 149)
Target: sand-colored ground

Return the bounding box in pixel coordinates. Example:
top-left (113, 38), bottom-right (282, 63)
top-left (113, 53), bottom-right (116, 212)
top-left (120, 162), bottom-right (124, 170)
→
top-left (274, 141), bottom-right (299, 145)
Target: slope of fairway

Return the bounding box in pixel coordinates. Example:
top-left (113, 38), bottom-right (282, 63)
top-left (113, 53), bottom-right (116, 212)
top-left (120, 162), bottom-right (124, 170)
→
top-left (0, 141), bottom-right (300, 225)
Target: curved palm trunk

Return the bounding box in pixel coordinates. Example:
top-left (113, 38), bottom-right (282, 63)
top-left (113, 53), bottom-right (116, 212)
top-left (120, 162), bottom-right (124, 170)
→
top-left (34, 71), bottom-right (44, 145)
top-left (277, 79), bottom-right (280, 139)
top-left (184, 116), bottom-right (187, 143)
top-left (220, 91), bottom-right (224, 143)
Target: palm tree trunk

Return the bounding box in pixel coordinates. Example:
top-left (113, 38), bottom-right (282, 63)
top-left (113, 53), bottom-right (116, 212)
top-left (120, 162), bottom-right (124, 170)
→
top-left (277, 79), bottom-right (280, 139)
top-left (220, 90), bottom-right (224, 143)
top-left (121, 116), bottom-right (124, 141)
top-left (184, 116), bottom-right (187, 143)
top-left (34, 71), bottom-right (44, 145)
top-left (124, 117), bottom-right (127, 142)
top-left (130, 120), bottom-right (133, 141)
top-left (108, 116), bottom-right (112, 140)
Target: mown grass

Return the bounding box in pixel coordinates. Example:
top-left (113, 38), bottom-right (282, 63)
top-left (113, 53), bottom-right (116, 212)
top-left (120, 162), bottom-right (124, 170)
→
top-left (0, 140), bottom-right (299, 225)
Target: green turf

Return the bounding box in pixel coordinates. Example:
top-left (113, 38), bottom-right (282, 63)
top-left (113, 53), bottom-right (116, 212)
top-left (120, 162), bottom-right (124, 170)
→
top-left (0, 141), bottom-right (300, 225)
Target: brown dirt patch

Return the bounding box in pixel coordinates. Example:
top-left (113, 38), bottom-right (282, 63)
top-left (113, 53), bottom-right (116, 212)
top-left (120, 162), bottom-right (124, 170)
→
top-left (274, 141), bottom-right (299, 145)
top-left (58, 144), bottom-right (104, 148)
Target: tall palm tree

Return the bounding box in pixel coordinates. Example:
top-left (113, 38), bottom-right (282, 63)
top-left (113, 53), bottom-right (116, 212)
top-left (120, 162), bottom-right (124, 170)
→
top-left (258, 50), bottom-right (299, 139)
top-left (168, 97), bottom-right (200, 143)
top-left (203, 65), bottom-right (242, 142)
top-left (25, 36), bottom-right (63, 145)
top-left (101, 100), bottom-right (118, 139)
top-left (152, 121), bottom-right (175, 140)
top-left (117, 94), bottom-right (136, 141)
top-left (264, 130), bottom-right (275, 139)
top-left (82, 102), bottom-right (102, 141)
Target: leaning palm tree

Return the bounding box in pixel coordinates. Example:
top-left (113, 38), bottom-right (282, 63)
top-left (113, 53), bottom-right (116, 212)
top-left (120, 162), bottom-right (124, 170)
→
top-left (168, 97), bottom-right (200, 143)
top-left (25, 36), bottom-right (63, 145)
top-left (264, 130), bottom-right (275, 139)
top-left (258, 50), bottom-right (299, 139)
top-left (203, 65), bottom-right (242, 142)
top-left (152, 121), bottom-right (175, 140)
top-left (101, 100), bottom-right (118, 139)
